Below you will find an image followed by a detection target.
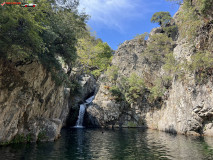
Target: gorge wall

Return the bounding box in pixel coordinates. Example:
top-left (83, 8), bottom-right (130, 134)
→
top-left (0, 59), bottom-right (71, 143)
top-left (0, 57), bottom-right (97, 143)
top-left (86, 2), bottom-right (213, 136)
top-left (0, 0), bottom-right (212, 145)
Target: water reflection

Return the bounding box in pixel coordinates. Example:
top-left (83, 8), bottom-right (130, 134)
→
top-left (1, 128), bottom-right (213, 159)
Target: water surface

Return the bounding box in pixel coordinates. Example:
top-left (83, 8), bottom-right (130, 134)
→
top-left (1, 128), bottom-right (213, 160)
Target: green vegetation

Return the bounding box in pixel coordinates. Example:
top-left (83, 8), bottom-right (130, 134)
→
top-left (37, 131), bottom-right (47, 142)
top-left (199, 0), bottom-right (213, 16)
top-left (148, 78), bottom-right (166, 103)
top-left (76, 37), bottom-right (113, 78)
top-left (186, 51), bottom-right (213, 84)
top-left (12, 134), bottom-right (32, 144)
top-left (134, 32), bottom-right (149, 44)
top-left (105, 65), bottom-right (119, 83)
top-left (144, 34), bottom-right (174, 66)
top-left (109, 86), bottom-right (123, 101)
top-left (0, 0), bottom-right (83, 86)
top-left (188, 51), bottom-right (213, 73)
top-left (173, 0), bottom-right (212, 41)
top-left (163, 25), bottom-right (178, 38)
top-left (125, 73), bottom-right (146, 103)
top-left (0, 0), bottom-right (113, 88)
top-left (108, 73), bottom-right (146, 104)
top-left (151, 11), bottom-right (177, 39)
top-left (127, 121), bottom-right (137, 128)
top-left (151, 12), bottom-right (172, 27)
top-left (0, 133), bottom-right (33, 146)
top-left (177, 1), bottom-right (202, 40)
top-left (166, 0), bottom-right (213, 84)
top-left (163, 53), bottom-right (177, 72)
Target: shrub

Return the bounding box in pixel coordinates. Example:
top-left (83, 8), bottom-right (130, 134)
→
top-left (163, 25), bottom-right (178, 38)
top-left (198, 0), bottom-right (213, 17)
top-left (109, 86), bottom-right (123, 101)
top-left (177, 0), bottom-right (202, 41)
top-left (127, 121), bottom-right (137, 127)
top-left (163, 52), bottom-right (180, 74)
top-left (2, 133), bottom-right (34, 145)
top-left (134, 32), bottom-right (149, 44)
top-left (148, 78), bottom-right (166, 103)
top-left (77, 38), bottom-right (113, 78)
top-left (0, 0), bottom-right (90, 87)
top-left (125, 73), bottom-right (146, 103)
top-left (69, 80), bottom-right (82, 96)
top-left (37, 131), bottom-right (47, 142)
top-left (188, 51), bottom-right (213, 72)
top-left (187, 51), bottom-right (213, 84)
top-left (106, 65), bottom-right (119, 83)
top-left (144, 34), bottom-right (173, 66)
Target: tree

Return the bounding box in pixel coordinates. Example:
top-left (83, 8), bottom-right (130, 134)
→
top-left (0, 0), bottom-right (88, 86)
top-left (76, 33), bottom-right (113, 78)
top-left (144, 34), bottom-right (173, 65)
top-left (151, 12), bottom-right (172, 27)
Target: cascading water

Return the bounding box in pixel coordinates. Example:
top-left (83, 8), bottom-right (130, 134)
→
top-left (75, 104), bottom-right (86, 128)
top-left (74, 96), bottom-right (94, 128)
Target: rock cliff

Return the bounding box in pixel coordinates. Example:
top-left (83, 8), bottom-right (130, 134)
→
top-left (0, 59), bottom-right (70, 143)
top-left (0, 57), bottom-right (97, 143)
top-left (86, 2), bottom-right (213, 136)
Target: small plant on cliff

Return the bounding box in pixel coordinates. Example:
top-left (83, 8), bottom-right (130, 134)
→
top-left (37, 131), bottom-right (47, 142)
top-left (144, 34), bottom-right (174, 66)
top-left (127, 121), bottom-right (137, 128)
top-left (106, 65), bottom-right (119, 83)
top-left (125, 73), bottom-right (146, 103)
top-left (163, 52), bottom-right (181, 75)
top-left (0, 133), bottom-right (33, 145)
top-left (148, 78), bottom-right (166, 103)
top-left (109, 86), bottom-right (124, 101)
top-left (163, 25), bottom-right (178, 38)
top-left (197, 0), bottom-right (213, 17)
top-left (187, 51), bottom-right (213, 84)
top-left (151, 12), bottom-right (172, 27)
top-left (188, 51), bottom-right (213, 72)
top-left (176, 0), bottom-right (202, 41)
top-left (134, 32), bottom-right (149, 44)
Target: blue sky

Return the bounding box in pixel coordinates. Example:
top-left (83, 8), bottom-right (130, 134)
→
top-left (79, 0), bottom-right (179, 50)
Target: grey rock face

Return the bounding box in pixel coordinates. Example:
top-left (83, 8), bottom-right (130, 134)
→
top-left (79, 74), bottom-right (96, 99)
top-left (86, 13), bottom-right (213, 136)
top-left (86, 38), bottom-right (160, 128)
top-left (150, 27), bottom-right (163, 36)
top-left (0, 60), bottom-right (70, 143)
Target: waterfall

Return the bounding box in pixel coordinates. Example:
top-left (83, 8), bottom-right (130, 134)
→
top-left (74, 96), bottom-right (94, 128)
top-left (85, 96), bottom-right (94, 104)
top-left (75, 104), bottom-right (86, 128)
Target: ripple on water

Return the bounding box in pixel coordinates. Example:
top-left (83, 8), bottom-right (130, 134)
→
top-left (1, 128), bottom-right (213, 160)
